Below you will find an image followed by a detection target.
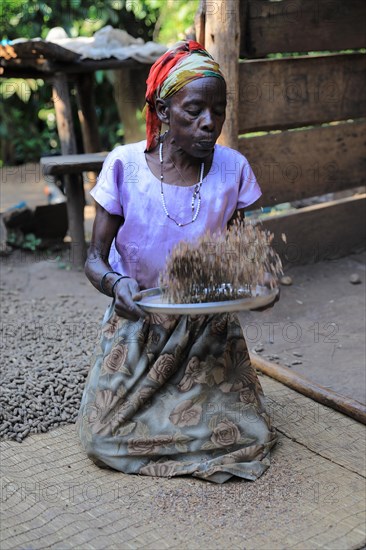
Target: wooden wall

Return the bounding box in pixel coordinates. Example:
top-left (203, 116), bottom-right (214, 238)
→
top-left (239, 0), bottom-right (366, 58)
top-left (203, 0), bottom-right (366, 264)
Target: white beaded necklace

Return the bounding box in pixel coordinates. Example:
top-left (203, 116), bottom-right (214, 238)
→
top-left (159, 138), bottom-right (205, 227)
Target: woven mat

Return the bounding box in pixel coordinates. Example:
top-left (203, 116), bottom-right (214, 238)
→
top-left (1, 376), bottom-right (365, 550)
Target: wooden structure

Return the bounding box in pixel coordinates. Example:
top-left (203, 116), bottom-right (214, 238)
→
top-left (199, 0), bottom-right (366, 264)
top-left (0, 40), bottom-right (148, 154)
top-left (1, 40), bottom-right (151, 266)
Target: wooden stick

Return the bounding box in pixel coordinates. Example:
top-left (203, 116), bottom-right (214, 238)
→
top-left (251, 354), bottom-right (366, 425)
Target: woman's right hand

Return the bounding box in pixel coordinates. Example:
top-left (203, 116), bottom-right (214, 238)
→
top-left (84, 205), bottom-right (146, 321)
top-left (113, 277), bottom-right (147, 321)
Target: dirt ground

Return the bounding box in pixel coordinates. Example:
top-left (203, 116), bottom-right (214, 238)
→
top-left (239, 251), bottom-right (366, 404)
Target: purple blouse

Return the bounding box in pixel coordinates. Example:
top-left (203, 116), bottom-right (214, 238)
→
top-left (90, 140), bottom-right (261, 289)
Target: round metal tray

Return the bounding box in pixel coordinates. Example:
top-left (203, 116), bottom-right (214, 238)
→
top-left (136, 286), bottom-right (279, 315)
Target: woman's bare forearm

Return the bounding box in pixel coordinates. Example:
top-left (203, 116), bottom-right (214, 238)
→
top-left (85, 204), bottom-right (146, 320)
top-left (85, 204), bottom-right (124, 297)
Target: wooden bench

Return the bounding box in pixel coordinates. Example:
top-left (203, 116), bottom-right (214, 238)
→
top-left (41, 153), bottom-right (108, 267)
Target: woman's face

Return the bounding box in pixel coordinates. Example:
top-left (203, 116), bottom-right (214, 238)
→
top-left (159, 77), bottom-right (227, 159)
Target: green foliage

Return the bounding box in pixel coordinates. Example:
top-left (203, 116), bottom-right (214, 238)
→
top-left (0, 0), bottom-right (199, 164)
top-left (1, 0), bottom-right (199, 45)
top-left (0, 78), bottom-right (40, 101)
top-left (0, 77), bottom-right (61, 163)
top-left (151, 0), bottom-right (199, 44)
top-left (1, 0), bottom-right (161, 41)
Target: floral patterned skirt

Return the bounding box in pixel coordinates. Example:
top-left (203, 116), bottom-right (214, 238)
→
top-left (77, 302), bottom-right (277, 483)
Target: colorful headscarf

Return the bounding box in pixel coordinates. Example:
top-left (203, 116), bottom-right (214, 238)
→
top-left (145, 40), bottom-right (225, 151)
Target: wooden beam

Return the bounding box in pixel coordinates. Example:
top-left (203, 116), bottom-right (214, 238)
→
top-left (239, 120), bottom-right (366, 204)
top-left (204, 0), bottom-right (240, 149)
top-left (258, 194), bottom-right (366, 265)
top-left (238, 53), bottom-right (366, 132)
top-left (240, 0), bottom-right (366, 58)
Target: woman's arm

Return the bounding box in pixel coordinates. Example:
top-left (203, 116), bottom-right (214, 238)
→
top-left (85, 203), bottom-right (146, 321)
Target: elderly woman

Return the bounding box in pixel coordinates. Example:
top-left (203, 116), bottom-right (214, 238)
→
top-left (77, 41), bottom-right (277, 483)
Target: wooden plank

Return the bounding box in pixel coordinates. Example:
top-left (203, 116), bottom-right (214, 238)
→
top-left (41, 153), bottom-right (107, 176)
top-left (258, 194), bottom-right (366, 265)
top-left (240, 0), bottom-right (366, 58)
top-left (238, 53), bottom-right (366, 132)
top-left (239, 121), bottom-right (366, 204)
top-left (205, 0), bottom-right (240, 149)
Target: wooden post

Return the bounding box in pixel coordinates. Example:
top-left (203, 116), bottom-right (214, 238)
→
top-left (112, 68), bottom-right (146, 144)
top-left (75, 73), bottom-right (102, 153)
top-left (204, 0), bottom-right (240, 150)
top-left (52, 74), bottom-right (77, 155)
top-left (75, 72), bottom-right (102, 194)
top-left (52, 73), bottom-right (86, 267)
top-left (194, 0), bottom-right (206, 47)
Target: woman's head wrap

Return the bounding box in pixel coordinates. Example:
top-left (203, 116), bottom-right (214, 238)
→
top-left (145, 40), bottom-right (225, 151)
